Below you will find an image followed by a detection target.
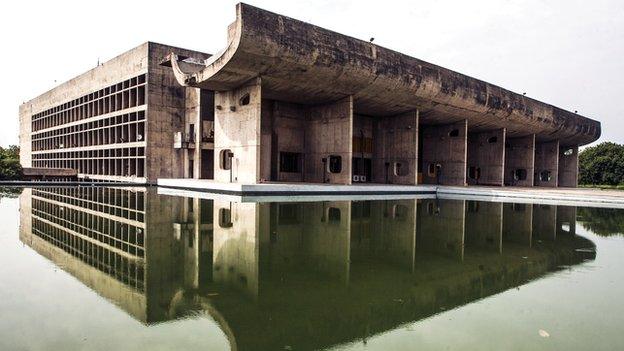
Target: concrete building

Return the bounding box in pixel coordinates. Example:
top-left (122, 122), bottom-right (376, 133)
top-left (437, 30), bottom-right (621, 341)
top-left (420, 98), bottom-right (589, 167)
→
top-left (20, 3), bottom-right (600, 188)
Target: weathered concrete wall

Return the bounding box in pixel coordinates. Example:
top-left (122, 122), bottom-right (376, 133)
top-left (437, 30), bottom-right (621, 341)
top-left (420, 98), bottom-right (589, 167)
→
top-left (502, 202), bottom-right (533, 246)
top-left (532, 204), bottom-right (557, 241)
top-left (352, 200), bottom-right (417, 271)
top-left (421, 120), bottom-right (467, 185)
top-left (305, 96), bottom-right (353, 184)
top-left (534, 140), bottom-right (560, 187)
top-left (464, 201), bottom-right (503, 253)
top-left (260, 100), bottom-right (307, 182)
top-left (558, 145), bottom-right (579, 187)
top-left (466, 129), bottom-right (505, 186)
top-left (504, 135), bottom-right (535, 186)
top-left (372, 111), bottom-right (419, 184)
top-left (417, 199), bottom-right (465, 260)
top-left (212, 200), bottom-right (262, 298)
top-left (214, 78), bottom-right (262, 183)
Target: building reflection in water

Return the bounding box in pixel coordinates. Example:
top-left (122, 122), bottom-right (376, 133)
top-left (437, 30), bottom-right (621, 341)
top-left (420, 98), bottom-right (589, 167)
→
top-left (19, 188), bottom-right (595, 350)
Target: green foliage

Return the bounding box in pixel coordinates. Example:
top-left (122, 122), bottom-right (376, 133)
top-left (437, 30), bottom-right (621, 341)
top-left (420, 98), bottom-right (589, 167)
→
top-left (578, 207), bottom-right (624, 236)
top-left (0, 145), bottom-right (22, 180)
top-left (579, 142), bottom-right (624, 186)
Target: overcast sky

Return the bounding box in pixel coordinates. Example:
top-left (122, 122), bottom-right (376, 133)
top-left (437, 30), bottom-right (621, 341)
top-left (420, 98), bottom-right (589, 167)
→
top-left (2, 0), bottom-right (622, 147)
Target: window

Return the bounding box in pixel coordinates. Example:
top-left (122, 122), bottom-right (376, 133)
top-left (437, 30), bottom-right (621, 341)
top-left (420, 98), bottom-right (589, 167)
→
top-left (487, 136), bottom-right (498, 143)
top-left (239, 93), bottom-right (250, 106)
top-left (449, 129), bottom-right (460, 137)
top-left (428, 163), bottom-right (436, 176)
top-left (279, 152), bottom-right (301, 173)
top-left (513, 169), bottom-right (527, 181)
top-left (539, 170), bottom-right (551, 182)
top-left (329, 155), bottom-right (342, 173)
top-left (394, 162), bottom-right (409, 176)
top-left (218, 208), bottom-right (233, 228)
top-left (220, 149), bottom-right (233, 170)
top-left (468, 166), bottom-right (481, 180)
top-left (278, 203), bottom-right (300, 225)
top-left (328, 207), bottom-right (341, 222)
top-left (512, 203), bottom-right (526, 212)
top-left (563, 148), bottom-right (574, 156)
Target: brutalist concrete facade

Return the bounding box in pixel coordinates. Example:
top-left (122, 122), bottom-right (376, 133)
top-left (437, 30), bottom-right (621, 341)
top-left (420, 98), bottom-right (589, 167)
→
top-left (20, 3), bottom-right (601, 187)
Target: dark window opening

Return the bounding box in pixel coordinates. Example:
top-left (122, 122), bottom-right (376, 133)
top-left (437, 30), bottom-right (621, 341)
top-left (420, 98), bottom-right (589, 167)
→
top-left (487, 136), bottom-right (498, 143)
top-left (512, 203), bottom-right (526, 212)
top-left (513, 169), bottom-right (527, 181)
top-left (279, 152), bottom-right (301, 173)
top-left (394, 162), bottom-right (409, 176)
top-left (328, 207), bottom-right (341, 222)
top-left (329, 155), bottom-right (342, 173)
top-left (220, 149), bottom-right (233, 170)
top-left (239, 93), bottom-right (250, 106)
top-left (467, 201), bottom-right (479, 212)
top-left (428, 163), bottom-right (436, 176)
top-left (449, 129), bottom-right (460, 137)
top-left (539, 170), bottom-right (552, 182)
top-left (468, 166), bottom-right (481, 180)
top-left (218, 208), bottom-right (233, 228)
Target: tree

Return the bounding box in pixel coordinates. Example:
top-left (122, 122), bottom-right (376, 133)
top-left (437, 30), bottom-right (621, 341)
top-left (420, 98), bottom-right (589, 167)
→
top-left (579, 142), bottom-right (624, 185)
top-left (0, 145), bottom-right (21, 180)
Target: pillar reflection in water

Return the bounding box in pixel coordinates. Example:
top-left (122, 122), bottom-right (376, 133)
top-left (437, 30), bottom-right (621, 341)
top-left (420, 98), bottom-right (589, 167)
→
top-left (18, 188), bottom-right (595, 351)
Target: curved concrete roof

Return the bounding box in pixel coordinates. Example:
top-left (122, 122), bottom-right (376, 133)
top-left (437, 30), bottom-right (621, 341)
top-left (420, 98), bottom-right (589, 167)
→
top-left (167, 3), bottom-right (600, 146)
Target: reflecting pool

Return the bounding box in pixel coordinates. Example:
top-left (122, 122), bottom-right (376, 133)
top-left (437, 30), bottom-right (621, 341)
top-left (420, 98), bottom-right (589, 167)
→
top-left (1, 187), bottom-right (623, 350)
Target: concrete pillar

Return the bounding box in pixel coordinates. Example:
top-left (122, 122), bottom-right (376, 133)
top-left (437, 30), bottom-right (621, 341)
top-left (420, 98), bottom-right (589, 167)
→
top-left (534, 140), bottom-right (560, 187)
top-left (504, 134), bottom-right (535, 187)
top-left (372, 110), bottom-right (419, 184)
top-left (558, 145), bottom-right (579, 187)
top-left (532, 204), bottom-right (557, 241)
top-left (305, 96), bottom-right (353, 184)
top-left (556, 206), bottom-right (577, 236)
top-left (214, 77), bottom-right (262, 184)
top-left (212, 200), bottom-right (262, 299)
top-left (466, 128), bottom-right (506, 186)
top-left (183, 88), bottom-right (202, 179)
top-left (417, 199), bottom-right (465, 261)
top-left (465, 201), bottom-right (503, 253)
top-left (503, 202), bottom-right (533, 246)
top-left (421, 120), bottom-right (468, 185)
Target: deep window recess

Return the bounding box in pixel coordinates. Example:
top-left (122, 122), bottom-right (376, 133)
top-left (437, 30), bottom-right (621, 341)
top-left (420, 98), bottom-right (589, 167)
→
top-left (513, 169), bottom-right (527, 181)
top-left (328, 207), bottom-right (341, 222)
top-left (220, 149), bottom-right (233, 170)
top-left (428, 163), bottom-right (436, 176)
top-left (468, 166), bottom-right (481, 180)
top-left (279, 152), bottom-right (301, 173)
top-left (487, 136), bottom-right (498, 143)
top-left (278, 204), bottom-right (301, 225)
top-left (539, 170), bottom-right (552, 182)
top-left (239, 93), bottom-right (250, 106)
top-left (329, 155), bottom-right (342, 173)
top-left (449, 129), bottom-right (460, 137)
top-left (218, 208), bottom-right (233, 228)
top-left (394, 162), bottom-right (409, 176)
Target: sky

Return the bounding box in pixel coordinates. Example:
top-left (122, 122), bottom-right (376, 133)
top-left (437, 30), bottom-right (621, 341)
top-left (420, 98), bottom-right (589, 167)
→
top-left (1, 0), bottom-right (623, 147)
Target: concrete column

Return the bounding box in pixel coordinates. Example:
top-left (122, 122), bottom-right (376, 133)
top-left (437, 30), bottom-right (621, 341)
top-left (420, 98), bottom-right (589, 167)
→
top-left (417, 199), bottom-right (465, 261)
top-left (558, 145), bottom-right (579, 187)
top-left (503, 202), bottom-right (533, 246)
top-left (534, 140), bottom-right (560, 187)
top-left (372, 110), bottom-right (419, 184)
top-left (305, 96), bottom-right (353, 184)
top-left (212, 200), bottom-right (262, 299)
top-left (421, 120), bottom-right (468, 185)
top-left (214, 78), bottom-right (262, 184)
top-left (466, 128), bottom-right (506, 186)
top-left (532, 204), bottom-right (557, 241)
top-left (556, 206), bottom-right (577, 236)
top-left (504, 134), bottom-right (535, 187)
top-left (465, 201), bottom-right (503, 253)
top-left (183, 88), bottom-right (202, 179)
